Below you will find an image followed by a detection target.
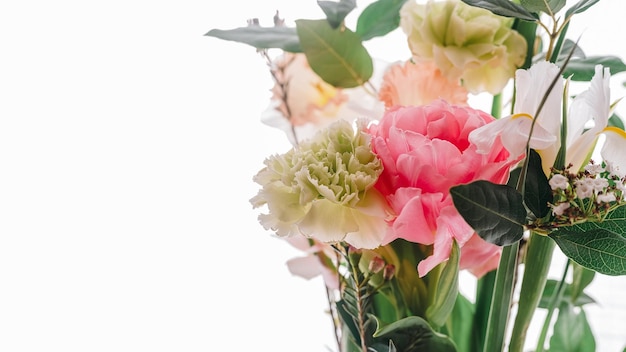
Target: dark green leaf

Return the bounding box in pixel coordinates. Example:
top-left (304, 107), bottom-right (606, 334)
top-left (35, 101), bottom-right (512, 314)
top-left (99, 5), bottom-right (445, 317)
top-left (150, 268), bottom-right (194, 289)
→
top-left (471, 270), bottom-right (495, 352)
top-left (461, 0), bottom-right (538, 21)
top-left (565, 0), bottom-right (600, 17)
top-left (373, 316), bottom-right (457, 352)
top-left (317, 0), bottom-right (357, 29)
top-left (205, 26), bottom-right (301, 52)
top-left (538, 279), bottom-right (596, 308)
top-left (450, 180), bottom-right (526, 246)
top-left (509, 150), bottom-right (551, 218)
top-left (520, 0), bottom-right (566, 14)
top-left (609, 113), bottom-right (625, 130)
top-left (563, 56), bottom-right (626, 81)
top-left (426, 241), bottom-right (460, 328)
top-left (549, 303), bottom-right (596, 351)
top-left (356, 0), bottom-right (409, 40)
top-left (549, 205), bottom-right (626, 275)
top-left (296, 19), bottom-right (373, 88)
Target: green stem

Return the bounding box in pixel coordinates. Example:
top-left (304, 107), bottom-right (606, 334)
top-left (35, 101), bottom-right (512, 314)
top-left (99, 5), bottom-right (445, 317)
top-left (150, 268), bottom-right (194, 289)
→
top-left (536, 259), bottom-right (571, 352)
top-left (491, 93), bottom-right (502, 118)
top-left (508, 233), bottom-right (556, 352)
top-left (472, 270), bottom-right (495, 352)
top-left (483, 241), bottom-right (520, 352)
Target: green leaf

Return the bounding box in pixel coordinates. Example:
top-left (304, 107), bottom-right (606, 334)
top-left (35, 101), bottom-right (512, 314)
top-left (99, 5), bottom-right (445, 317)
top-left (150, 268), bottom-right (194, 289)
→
top-left (508, 150), bottom-right (552, 218)
top-left (563, 56), bottom-right (626, 81)
top-left (548, 303), bottom-right (596, 352)
top-left (317, 0), bottom-right (357, 29)
top-left (450, 180), bottom-right (527, 246)
top-left (549, 205), bottom-right (626, 275)
top-left (570, 261), bottom-right (595, 302)
top-left (538, 279), bottom-right (596, 308)
top-left (460, 0), bottom-right (538, 21)
top-left (520, 0), bottom-right (566, 14)
top-left (609, 113), bottom-right (625, 130)
top-left (443, 294), bottom-right (475, 352)
top-left (426, 241), bottom-right (460, 328)
top-left (296, 19), bottom-right (373, 88)
top-left (356, 0), bottom-right (409, 41)
top-left (373, 316), bottom-right (457, 352)
top-left (565, 0), bottom-right (600, 17)
top-left (205, 26), bottom-right (301, 52)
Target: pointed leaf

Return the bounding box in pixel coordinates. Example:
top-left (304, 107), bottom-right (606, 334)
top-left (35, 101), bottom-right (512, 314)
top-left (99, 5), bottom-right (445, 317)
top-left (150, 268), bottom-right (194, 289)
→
top-left (426, 241), bottom-right (460, 328)
top-left (373, 316), bottom-right (457, 352)
top-left (356, 0), bottom-right (409, 41)
top-left (461, 0), bottom-right (538, 21)
top-left (570, 262), bottom-right (595, 302)
top-left (317, 0), bottom-right (357, 29)
top-left (538, 279), bottom-right (596, 308)
top-left (563, 56), bottom-right (626, 81)
top-left (520, 0), bottom-right (566, 14)
top-left (508, 150), bottom-right (551, 218)
top-left (565, 0), bottom-right (600, 17)
top-left (205, 26), bottom-right (301, 52)
top-left (296, 19), bottom-right (373, 88)
top-left (549, 205), bottom-right (626, 275)
top-left (549, 303), bottom-right (596, 352)
top-left (450, 180), bottom-right (527, 246)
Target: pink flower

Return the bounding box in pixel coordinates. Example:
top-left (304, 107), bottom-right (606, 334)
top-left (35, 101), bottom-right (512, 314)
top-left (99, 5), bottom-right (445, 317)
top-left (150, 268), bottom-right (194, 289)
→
top-left (367, 100), bottom-right (516, 277)
top-left (284, 237), bottom-right (340, 290)
top-left (378, 60), bottom-right (468, 108)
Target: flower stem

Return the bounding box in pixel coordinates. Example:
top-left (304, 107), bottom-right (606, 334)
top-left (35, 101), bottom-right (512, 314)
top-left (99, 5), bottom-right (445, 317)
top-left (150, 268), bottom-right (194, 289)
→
top-left (491, 93), bottom-right (502, 118)
top-left (508, 232), bottom-right (555, 352)
top-left (535, 259), bottom-right (570, 352)
top-left (483, 241), bottom-right (519, 352)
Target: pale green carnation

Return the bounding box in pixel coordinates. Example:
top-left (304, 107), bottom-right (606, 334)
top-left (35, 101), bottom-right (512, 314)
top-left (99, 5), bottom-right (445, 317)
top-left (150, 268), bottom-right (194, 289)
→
top-left (250, 120), bottom-right (391, 249)
top-left (400, 0), bottom-right (527, 95)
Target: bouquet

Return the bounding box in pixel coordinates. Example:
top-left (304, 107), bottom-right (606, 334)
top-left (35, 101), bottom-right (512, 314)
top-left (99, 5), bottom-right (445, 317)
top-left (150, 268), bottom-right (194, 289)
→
top-left (207, 0), bottom-right (626, 351)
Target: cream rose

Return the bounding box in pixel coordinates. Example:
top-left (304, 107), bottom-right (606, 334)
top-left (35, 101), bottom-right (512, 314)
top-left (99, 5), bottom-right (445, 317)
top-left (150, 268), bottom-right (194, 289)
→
top-left (400, 0), bottom-right (527, 95)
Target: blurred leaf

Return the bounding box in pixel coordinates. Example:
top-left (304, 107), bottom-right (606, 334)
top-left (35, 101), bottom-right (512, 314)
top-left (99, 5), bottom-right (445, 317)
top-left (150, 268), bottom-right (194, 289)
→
top-left (520, 0), bottom-right (566, 14)
top-left (549, 205), bottom-right (626, 275)
top-left (426, 241), bottom-right (460, 328)
top-left (373, 316), bottom-right (457, 352)
top-left (555, 39), bottom-right (586, 64)
top-left (296, 19), bottom-right (373, 88)
top-left (450, 180), bottom-right (526, 246)
top-left (565, 0), bottom-right (600, 17)
top-left (609, 113), bottom-right (625, 130)
top-left (443, 294), bottom-right (475, 352)
top-left (356, 0), bottom-right (408, 40)
top-left (317, 0), bottom-right (357, 29)
top-left (205, 26), bottom-right (301, 52)
top-left (538, 279), bottom-right (596, 308)
top-left (563, 56), bottom-right (626, 81)
top-left (549, 303), bottom-right (596, 351)
top-left (570, 262), bottom-right (596, 302)
top-left (461, 0), bottom-right (538, 21)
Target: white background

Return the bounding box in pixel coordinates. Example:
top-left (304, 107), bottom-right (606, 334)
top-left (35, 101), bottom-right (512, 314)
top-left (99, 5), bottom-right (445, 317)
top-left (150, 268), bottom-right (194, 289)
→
top-left (1, 1), bottom-right (625, 351)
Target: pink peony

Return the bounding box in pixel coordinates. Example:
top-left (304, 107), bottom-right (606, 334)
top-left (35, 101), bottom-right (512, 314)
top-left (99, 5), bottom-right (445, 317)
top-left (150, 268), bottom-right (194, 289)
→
top-left (367, 100), bottom-right (517, 277)
top-left (378, 60), bottom-right (468, 108)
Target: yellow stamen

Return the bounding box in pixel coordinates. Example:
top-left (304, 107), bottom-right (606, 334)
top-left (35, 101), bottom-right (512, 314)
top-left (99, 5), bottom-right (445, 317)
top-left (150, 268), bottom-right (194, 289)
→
top-left (511, 112), bottom-right (533, 120)
top-left (602, 126), bottom-right (626, 138)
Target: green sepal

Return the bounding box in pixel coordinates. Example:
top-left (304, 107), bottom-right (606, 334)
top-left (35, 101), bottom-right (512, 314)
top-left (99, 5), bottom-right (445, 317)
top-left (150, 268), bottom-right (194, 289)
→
top-left (460, 0), bottom-right (538, 21)
top-left (450, 180), bottom-right (527, 246)
top-left (205, 26), bottom-right (301, 52)
top-left (296, 19), bottom-right (373, 88)
top-left (317, 0), bottom-right (357, 29)
top-left (356, 0), bottom-right (409, 41)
